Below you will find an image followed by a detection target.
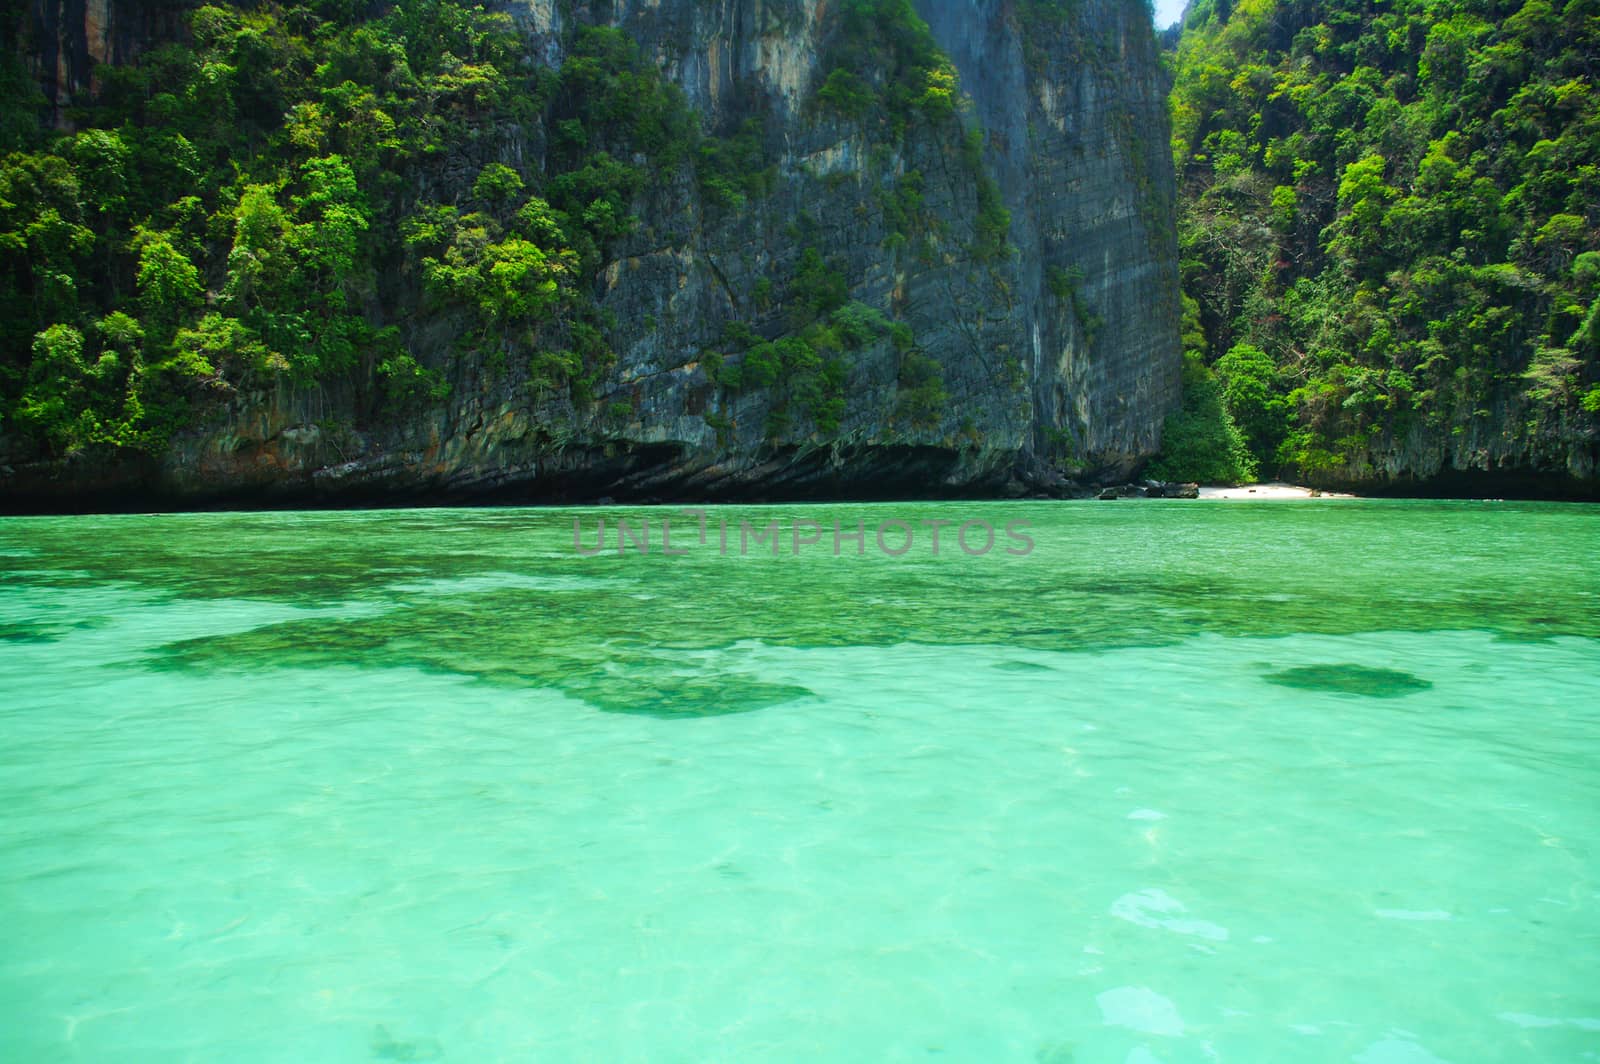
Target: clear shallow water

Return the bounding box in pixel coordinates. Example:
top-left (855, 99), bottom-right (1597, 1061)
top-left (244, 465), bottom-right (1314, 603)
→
top-left (1, 500), bottom-right (1598, 1062)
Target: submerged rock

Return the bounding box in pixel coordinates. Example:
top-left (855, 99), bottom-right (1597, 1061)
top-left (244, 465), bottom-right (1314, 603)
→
top-left (1263, 664), bottom-right (1433, 698)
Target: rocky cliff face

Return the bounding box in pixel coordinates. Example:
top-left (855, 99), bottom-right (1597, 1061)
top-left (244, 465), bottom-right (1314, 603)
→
top-left (23, 0), bottom-right (183, 113)
top-left (4, 0), bottom-right (1179, 508)
top-left (1320, 403), bottom-right (1598, 499)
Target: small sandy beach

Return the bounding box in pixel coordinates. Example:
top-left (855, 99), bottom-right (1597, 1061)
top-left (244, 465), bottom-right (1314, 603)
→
top-left (1197, 481), bottom-right (1358, 499)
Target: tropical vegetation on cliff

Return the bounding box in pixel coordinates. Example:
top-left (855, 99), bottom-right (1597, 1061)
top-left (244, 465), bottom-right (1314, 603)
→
top-left (0, 0), bottom-right (1008, 465)
top-left (1159, 0), bottom-right (1600, 484)
top-left (0, 0), bottom-right (710, 455)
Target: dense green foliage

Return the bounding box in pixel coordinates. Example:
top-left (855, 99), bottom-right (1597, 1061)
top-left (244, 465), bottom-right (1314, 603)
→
top-left (0, 2), bottom-right (739, 455)
top-left (1147, 353), bottom-right (1259, 482)
top-left (1148, 293), bottom-right (1258, 482)
top-left (814, 0), bottom-right (962, 134)
top-left (1166, 0), bottom-right (1600, 478)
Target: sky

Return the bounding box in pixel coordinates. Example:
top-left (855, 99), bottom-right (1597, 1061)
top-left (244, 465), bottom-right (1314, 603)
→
top-left (1152, 0), bottom-right (1187, 28)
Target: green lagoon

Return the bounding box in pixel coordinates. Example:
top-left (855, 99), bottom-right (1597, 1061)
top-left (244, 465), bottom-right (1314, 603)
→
top-left (1, 499), bottom-right (1598, 1062)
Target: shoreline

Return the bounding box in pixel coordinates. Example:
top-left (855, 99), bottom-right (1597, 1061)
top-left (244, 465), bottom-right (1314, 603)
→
top-left (1196, 481), bottom-right (1359, 500)
top-left (10, 479), bottom-right (1600, 517)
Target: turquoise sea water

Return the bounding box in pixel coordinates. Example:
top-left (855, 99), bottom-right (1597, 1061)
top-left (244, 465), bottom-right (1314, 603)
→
top-left (2, 499), bottom-right (1598, 1062)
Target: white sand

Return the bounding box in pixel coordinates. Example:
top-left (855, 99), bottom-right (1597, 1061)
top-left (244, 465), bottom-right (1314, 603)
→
top-left (1196, 481), bottom-right (1357, 499)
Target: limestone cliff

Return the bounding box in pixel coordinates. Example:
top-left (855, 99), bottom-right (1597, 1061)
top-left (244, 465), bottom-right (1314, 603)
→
top-left (3, 0), bottom-right (1180, 508)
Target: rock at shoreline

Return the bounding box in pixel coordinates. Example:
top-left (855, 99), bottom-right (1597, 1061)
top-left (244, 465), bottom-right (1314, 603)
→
top-left (1141, 481), bottom-right (1200, 499)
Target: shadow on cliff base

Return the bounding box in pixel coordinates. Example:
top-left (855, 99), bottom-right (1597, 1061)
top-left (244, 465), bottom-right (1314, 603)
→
top-left (0, 441), bottom-right (1056, 515)
top-left (1311, 466), bottom-right (1600, 502)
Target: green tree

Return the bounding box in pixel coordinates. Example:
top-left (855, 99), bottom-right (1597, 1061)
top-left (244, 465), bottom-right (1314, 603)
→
top-left (1147, 354), bottom-right (1256, 485)
top-left (1214, 342), bottom-right (1286, 470)
top-left (135, 231), bottom-right (202, 326)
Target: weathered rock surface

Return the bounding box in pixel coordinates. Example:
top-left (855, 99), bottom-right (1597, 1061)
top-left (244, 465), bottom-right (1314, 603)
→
top-left (24, 0), bottom-right (183, 113)
top-left (1312, 405), bottom-right (1599, 499)
top-left (4, 0), bottom-right (1180, 510)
